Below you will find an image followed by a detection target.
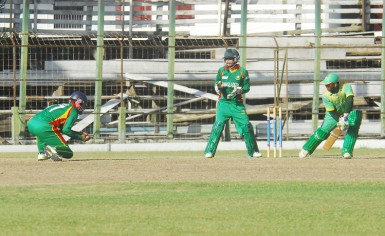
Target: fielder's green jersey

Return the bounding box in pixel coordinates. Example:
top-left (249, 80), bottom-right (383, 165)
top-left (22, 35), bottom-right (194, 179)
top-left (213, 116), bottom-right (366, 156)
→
top-left (322, 83), bottom-right (354, 116)
top-left (32, 102), bottom-right (82, 140)
top-left (215, 64), bottom-right (250, 102)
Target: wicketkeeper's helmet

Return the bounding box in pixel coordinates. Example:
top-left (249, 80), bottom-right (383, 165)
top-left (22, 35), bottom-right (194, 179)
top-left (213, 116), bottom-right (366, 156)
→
top-left (223, 48), bottom-right (240, 64)
top-left (70, 91), bottom-right (88, 114)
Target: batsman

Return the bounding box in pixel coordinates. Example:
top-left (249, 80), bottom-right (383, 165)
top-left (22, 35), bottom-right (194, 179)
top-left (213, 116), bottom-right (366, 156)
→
top-left (27, 91), bottom-right (92, 161)
top-left (299, 73), bottom-right (362, 159)
top-left (204, 48), bottom-right (262, 158)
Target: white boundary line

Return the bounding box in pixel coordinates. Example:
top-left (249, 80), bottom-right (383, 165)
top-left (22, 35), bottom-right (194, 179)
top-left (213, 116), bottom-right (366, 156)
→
top-left (1, 139), bottom-right (384, 153)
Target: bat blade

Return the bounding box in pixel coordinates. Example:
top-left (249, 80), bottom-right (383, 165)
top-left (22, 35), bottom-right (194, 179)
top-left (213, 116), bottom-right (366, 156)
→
top-left (323, 127), bottom-right (342, 151)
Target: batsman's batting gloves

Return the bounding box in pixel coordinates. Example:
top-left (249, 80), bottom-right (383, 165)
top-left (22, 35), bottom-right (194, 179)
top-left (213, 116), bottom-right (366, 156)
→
top-left (343, 113), bottom-right (349, 121)
top-left (338, 113), bottom-right (349, 130)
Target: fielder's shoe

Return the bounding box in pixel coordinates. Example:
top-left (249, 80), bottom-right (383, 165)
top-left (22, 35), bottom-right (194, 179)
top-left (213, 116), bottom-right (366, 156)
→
top-left (44, 145), bottom-right (62, 162)
top-left (343, 152), bottom-right (352, 159)
top-left (299, 149), bottom-right (309, 158)
top-left (251, 152), bottom-right (262, 158)
top-left (204, 152), bottom-right (213, 158)
top-left (37, 153), bottom-right (50, 161)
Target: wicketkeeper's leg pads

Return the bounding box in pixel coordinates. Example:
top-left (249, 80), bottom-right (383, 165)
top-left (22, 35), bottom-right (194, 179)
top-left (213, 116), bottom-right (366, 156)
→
top-left (303, 128), bottom-right (329, 154)
top-left (342, 110), bottom-right (362, 155)
top-left (241, 122), bottom-right (259, 157)
top-left (204, 121), bottom-right (225, 156)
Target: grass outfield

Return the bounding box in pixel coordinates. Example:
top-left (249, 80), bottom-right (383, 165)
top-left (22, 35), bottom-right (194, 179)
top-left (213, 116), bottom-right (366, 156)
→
top-left (1, 149), bottom-right (385, 235)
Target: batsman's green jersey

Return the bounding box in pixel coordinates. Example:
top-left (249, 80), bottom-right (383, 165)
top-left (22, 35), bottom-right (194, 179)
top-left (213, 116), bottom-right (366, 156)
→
top-left (204, 64), bottom-right (259, 157)
top-left (27, 102), bottom-right (82, 158)
top-left (321, 83), bottom-right (354, 131)
top-left (323, 83), bottom-right (354, 117)
top-left (302, 83), bottom-right (362, 156)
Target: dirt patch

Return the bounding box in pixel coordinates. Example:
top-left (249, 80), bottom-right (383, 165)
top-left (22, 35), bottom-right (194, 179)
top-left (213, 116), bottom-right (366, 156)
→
top-left (1, 154), bottom-right (385, 186)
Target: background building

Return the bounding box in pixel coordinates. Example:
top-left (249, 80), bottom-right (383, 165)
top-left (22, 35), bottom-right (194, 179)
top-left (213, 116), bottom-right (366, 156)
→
top-left (0, 0), bottom-right (384, 144)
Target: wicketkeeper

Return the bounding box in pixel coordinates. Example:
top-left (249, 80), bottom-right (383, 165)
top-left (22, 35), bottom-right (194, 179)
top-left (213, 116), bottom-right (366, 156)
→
top-left (204, 48), bottom-right (261, 158)
top-left (299, 73), bottom-right (362, 159)
top-left (27, 91), bottom-right (92, 161)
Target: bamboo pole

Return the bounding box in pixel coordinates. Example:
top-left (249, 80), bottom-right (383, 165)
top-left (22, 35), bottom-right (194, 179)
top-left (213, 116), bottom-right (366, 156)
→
top-left (93, 0), bottom-right (105, 139)
top-left (166, 0), bottom-right (176, 138)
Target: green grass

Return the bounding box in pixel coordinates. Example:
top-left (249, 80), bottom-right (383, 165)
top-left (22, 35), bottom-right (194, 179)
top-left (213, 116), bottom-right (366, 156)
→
top-left (2, 149), bottom-right (385, 235)
top-left (1, 182), bottom-right (385, 236)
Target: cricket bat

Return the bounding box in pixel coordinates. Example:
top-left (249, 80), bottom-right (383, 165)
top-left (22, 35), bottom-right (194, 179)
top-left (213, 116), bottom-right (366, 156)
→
top-left (323, 127), bottom-right (342, 150)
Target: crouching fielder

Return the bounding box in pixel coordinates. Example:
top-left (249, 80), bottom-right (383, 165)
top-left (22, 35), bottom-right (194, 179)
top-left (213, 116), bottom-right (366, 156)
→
top-left (27, 91), bottom-right (92, 161)
top-left (299, 73), bottom-right (362, 159)
top-left (204, 48), bottom-right (261, 158)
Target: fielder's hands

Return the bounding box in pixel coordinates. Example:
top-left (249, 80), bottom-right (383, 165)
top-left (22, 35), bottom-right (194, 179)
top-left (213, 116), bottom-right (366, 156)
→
top-left (338, 113), bottom-right (349, 130)
top-left (81, 132), bottom-right (92, 142)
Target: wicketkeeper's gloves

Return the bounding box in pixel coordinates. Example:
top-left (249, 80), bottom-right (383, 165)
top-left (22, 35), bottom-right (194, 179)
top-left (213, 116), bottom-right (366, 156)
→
top-left (215, 81), bottom-right (224, 94)
top-left (226, 86), bottom-right (243, 99)
top-left (235, 87), bottom-right (243, 95)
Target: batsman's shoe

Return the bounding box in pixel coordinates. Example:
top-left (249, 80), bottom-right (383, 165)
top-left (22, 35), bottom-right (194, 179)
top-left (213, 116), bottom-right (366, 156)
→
top-left (37, 153), bottom-right (50, 161)
top-left (44, 145), bottom-right (62, 162)
top-left (204, 152), bottom-right (213, 158)
top-left (299, 149), bottom-right (309, 158)
top-left (250, 152), bottom-right (262, 158)
top-left (343, 152), bottom-right (352, 159)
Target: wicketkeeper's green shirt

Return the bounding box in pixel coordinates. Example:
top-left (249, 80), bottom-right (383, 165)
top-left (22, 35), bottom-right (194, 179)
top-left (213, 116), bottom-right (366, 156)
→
top-left (215, 64), bottom-right (250, 103)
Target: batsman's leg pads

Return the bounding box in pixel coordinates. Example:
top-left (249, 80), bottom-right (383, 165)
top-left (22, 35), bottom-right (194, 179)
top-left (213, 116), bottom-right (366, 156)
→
top-left (347, 110), bottom-right (362, 128)
top-left (241, 122), bottom-right (259, 157)
top-left (303, 128), bottom-right (329, 154)
top-left (342, 127), bottom-right (359, 156)
top-left (55, 145), bottom-right (74, 159)
top-left (342, 111), bottom-right (362, 156)
top-left (204, 121), bottom-right (225, 156)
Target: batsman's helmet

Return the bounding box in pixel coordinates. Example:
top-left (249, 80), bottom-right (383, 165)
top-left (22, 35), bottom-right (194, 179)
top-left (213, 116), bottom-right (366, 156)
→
top-left (223, 48), bottom-right (240, 64)
top-left (70, 91), bottom-right (88, 114)
top-left (321, 73), bottom-right (339, 85)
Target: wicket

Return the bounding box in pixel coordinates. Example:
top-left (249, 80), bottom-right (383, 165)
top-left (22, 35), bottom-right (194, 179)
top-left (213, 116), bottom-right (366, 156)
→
top-left (266, 106), bottom-right (283, 158)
